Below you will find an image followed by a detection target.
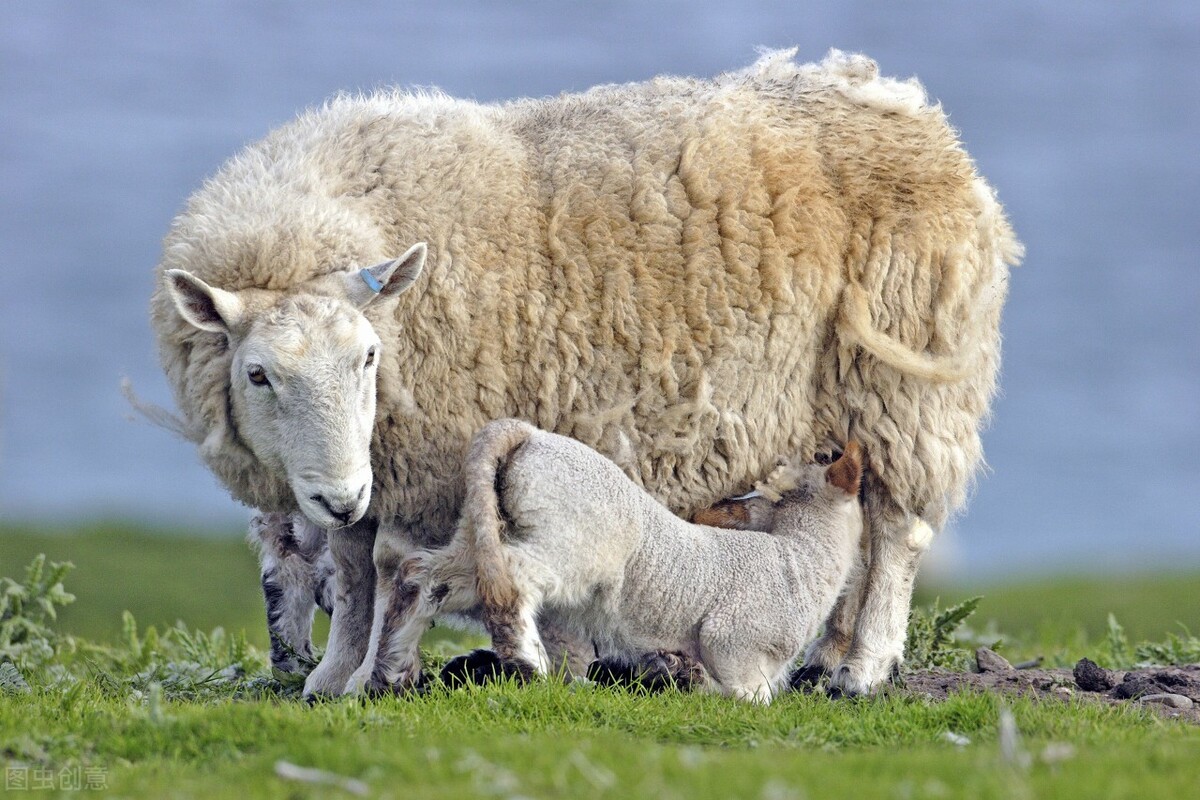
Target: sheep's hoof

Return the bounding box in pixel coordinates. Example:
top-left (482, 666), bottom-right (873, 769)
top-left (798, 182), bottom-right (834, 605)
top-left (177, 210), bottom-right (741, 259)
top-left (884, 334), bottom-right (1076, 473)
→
top-left (826, 656), bottom-right (902, 698)
top-left (303, 690), bottom-right (336, 706)
top-left (440, 649), bottom-right (506, 688)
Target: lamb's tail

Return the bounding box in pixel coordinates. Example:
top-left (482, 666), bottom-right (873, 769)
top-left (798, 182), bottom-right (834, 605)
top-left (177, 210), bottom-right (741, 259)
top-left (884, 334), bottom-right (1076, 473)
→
top-left (461, 418), bottom-right (537, 610)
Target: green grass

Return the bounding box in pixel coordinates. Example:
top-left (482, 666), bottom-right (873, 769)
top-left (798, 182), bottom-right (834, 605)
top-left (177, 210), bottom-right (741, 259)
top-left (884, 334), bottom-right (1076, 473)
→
top-left (925, 573), bottom-right (1200, 656)
top-left (4, 674), bottom-right (1197, 798)
top-left (3, 524), bottom-right (1198, 798)
top-left (0, 521), bottom-right (265, 647)
top-left (914, 572), bottom-right (1200, 669)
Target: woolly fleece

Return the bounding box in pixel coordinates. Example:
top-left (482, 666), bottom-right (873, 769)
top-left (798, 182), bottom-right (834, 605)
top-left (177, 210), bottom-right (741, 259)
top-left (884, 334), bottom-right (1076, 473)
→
top-left (151, 49), bottom-right (1021, 541)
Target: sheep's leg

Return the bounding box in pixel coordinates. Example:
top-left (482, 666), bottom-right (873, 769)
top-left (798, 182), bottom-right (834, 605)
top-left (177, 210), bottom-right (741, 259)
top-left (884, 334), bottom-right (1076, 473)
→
top-left (794, 533), bottom-right (870, 686)
top-left (302, 519), bottom-right (376, 700)
top-left (828, 492), bottom-right (933, 696)
top-left (249, 512), bottom-right (334, 674)
top-left (341, 528), bottom-right (412, 695)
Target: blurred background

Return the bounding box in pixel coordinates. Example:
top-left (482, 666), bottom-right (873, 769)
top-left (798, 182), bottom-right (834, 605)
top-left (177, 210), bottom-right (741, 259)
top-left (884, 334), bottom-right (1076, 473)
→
top-left (1, 2), bottom-right (1197, 643)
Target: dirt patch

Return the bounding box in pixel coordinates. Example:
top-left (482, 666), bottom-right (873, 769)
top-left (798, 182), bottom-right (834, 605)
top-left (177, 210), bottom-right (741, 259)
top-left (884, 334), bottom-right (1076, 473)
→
top-left (896, 650), bottom-right (1200, 724)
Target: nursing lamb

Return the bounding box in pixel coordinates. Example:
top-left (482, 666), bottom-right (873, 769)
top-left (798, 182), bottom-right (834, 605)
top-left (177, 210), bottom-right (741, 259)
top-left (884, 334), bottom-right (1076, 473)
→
top-left (352, 420), bottom-right (864, 704)
top-left (148, 48), bottom-right (1021, 698)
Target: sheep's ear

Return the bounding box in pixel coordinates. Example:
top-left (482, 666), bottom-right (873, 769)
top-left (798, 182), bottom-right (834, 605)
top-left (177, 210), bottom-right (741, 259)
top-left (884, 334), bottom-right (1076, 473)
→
top-left (342, 242), bottom-right (427, 308)
top-left (165, 269), bottom-right (244, 335)
top-left (826, 440), bottom-right (863, 497)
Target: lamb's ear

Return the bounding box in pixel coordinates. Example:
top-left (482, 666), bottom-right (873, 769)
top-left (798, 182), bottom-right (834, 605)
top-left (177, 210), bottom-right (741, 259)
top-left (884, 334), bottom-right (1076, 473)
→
top-left (825, 440), bottom-right (863, 497)
top-left (165, 269), bottom-right (244, 335)
top-left (343, 242), bottom-right (427, 308)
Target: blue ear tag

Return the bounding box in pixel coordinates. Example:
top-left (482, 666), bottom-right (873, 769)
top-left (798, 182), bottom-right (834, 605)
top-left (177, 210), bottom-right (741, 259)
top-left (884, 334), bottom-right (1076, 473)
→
top-left (359, 269), bottom-right (384, 294)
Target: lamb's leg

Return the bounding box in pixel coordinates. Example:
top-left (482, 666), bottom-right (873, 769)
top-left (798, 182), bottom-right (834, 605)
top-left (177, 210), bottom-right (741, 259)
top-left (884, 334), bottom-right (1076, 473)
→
top-left (698, 621), bottom-right (782, 704)
top-left (729, 677), bottom-right (778, 705)
top-left (828, 488), bottom-right (934, 696)
top-left (536, 615), bottom-right (595, 677)
top-left (482, 593), bottom-right (550, 681)
top-left (249, 512), bottom-right (332, 673)
top-left (345, 559), bottom-right (446, 694)
top-left (794, 530), bottom-right (870, 687)
top-left (348, 545), bottom-right (479, 695)
top-left (301, 519), bottom-right (376, 700)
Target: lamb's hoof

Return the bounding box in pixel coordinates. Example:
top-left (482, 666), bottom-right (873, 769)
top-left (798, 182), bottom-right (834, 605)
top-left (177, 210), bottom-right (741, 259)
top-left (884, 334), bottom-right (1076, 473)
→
top-left (499, 658), bottom-right (536, 684)
top-left (789, 664), bottom-right (828, 691)
top-left (364, 669), bottom-right (429, 699)
top-left (440, 649), bottom-right (506, 688)
top-left (587, 651), bottom-right (699, 692)
top-left (586, 658), bottom-right (641, 687)
top-left (639, 651), bottom-right (701, 692)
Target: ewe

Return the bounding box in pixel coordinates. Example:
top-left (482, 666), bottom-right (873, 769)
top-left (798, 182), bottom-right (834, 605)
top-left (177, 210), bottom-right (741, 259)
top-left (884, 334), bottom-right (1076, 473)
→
top-left (150, 49), bottom-right (1020, 698)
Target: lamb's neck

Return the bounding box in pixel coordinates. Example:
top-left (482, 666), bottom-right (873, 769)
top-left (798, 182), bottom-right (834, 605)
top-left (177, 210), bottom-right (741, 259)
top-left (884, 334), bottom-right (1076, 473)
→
top-left (771, 504), bottom-right (844, 554)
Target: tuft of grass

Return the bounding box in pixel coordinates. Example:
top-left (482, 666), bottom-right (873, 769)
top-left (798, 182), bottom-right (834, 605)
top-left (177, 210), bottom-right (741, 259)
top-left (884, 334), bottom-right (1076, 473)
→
top-left (0, 521), bottom-right (264, 647)
top-left (904, 596), bottom-right (992, 671)
top-left (922, 571), bottom-right (1200, 655)
top-left (1099, 614), bottom-right (1200, 669)
top-left (1135, 624), bottom-right (1200, 666)
top-left (1, 554), bottom-right (77, 673)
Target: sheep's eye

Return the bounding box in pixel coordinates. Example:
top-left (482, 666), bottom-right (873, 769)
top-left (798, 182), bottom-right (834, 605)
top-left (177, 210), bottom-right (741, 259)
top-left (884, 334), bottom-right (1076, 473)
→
top-left (364, 347), bottom-right (377, 369)
top-left (247, 366), bottom-right (270, 387)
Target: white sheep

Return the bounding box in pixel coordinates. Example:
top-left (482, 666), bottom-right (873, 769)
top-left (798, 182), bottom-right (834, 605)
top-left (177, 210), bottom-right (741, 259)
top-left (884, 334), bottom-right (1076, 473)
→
top-left (351, 420), bottom-right (864, 704)
top-left (148, 48), bottom-right (1021, 698)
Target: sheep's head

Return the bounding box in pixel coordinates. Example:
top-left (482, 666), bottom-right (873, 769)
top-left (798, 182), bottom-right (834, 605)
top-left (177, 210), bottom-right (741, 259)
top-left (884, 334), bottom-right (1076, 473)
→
top-left (163, 243), bottom-right (426, 529)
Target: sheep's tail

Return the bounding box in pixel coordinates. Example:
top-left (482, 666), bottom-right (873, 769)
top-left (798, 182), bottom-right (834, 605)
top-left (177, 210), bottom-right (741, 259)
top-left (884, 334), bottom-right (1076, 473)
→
top-left (461, 418), bottom-right (536, 610)
top-left (837, 282), bottom-right (977, 383)
top-left (120, 377), bottom-right (204, 443)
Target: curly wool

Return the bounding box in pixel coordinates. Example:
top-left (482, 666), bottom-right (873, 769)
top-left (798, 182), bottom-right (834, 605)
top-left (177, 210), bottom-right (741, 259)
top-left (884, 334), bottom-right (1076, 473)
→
top-left (151, 48), bottom-right (1021, 538)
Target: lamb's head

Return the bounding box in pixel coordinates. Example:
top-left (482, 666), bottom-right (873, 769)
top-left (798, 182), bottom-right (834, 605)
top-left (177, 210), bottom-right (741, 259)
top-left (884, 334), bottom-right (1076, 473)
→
top-left (163, 243), bottom-right (427, 529)
top-left (757, 441), bottom-right (864, 522)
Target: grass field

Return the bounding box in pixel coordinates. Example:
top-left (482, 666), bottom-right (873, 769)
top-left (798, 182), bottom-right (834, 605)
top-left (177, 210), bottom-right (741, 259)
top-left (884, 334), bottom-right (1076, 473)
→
top-left (2, 522), bottom-right (1198, 798)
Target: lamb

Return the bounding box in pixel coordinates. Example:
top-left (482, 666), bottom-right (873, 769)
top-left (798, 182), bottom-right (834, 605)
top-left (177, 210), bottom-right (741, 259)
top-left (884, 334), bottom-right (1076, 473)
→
top-left (352, 420), bottom-right (865, 704)
top-left (147, 48), bottom-right (1021, 698)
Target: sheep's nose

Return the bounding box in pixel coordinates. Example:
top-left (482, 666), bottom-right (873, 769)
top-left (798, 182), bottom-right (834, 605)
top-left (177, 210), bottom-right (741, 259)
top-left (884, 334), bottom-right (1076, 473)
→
top-left (310, 487), bottom-right (364, 524)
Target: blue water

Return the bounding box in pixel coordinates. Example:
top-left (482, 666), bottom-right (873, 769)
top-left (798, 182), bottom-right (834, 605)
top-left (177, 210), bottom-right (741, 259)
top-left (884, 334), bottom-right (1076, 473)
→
top-left (2, 1), bottom-right (1197, 579)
